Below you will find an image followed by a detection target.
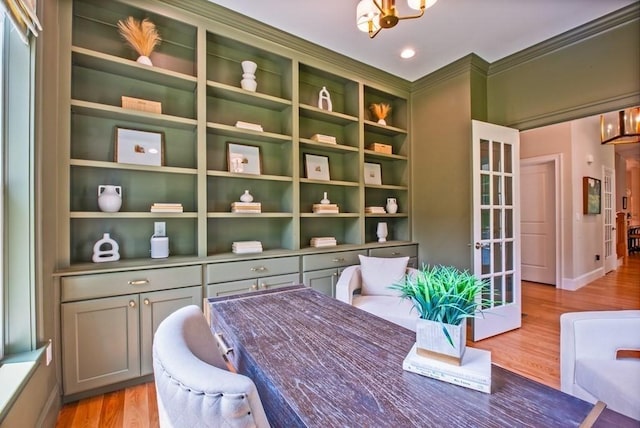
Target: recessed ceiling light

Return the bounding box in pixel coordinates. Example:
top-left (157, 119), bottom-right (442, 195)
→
top-left (400, 48), bottom-right (415, 59)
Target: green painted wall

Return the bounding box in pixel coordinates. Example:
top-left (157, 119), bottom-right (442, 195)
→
top-left (487, 6), bottom-right (640, 130)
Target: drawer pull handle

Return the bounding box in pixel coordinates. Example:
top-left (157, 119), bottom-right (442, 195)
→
top-left (129, 300), bottom-right (136, 308)
top-left (128, 279), bottom-right (149, 286)
top-left (391, 252), bottom-right (401, 256)
top-left (143, 298), bottom-right (150, 305)
top-left (332, 258), bottom-right (345, 263)
top-left (214, 333), bottom-right (234, 357)
top-left (251, 266), bottom-right (267, 272)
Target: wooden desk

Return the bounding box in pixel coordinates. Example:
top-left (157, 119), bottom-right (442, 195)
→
top-left (206, 286), bottom-right (637, 427)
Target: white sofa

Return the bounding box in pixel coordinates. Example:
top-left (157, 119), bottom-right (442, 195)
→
top-left (335, 255), bottom-right (419, 331)
top-left (560, 310), bottom-right (640, 421)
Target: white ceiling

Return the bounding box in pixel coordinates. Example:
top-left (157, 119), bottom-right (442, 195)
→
top-left (206, 0), bottom-right (637, 82)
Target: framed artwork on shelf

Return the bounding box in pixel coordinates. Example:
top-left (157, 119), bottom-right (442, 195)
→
top-left (227, 142), bottom-right (262, 175)
top-left (364, 162), bottom-right (382, 185)
top-left (305, 154), bottom-right (330, 181)
top-left (115, 127), bottom-right (164, 166)
top-left (582, 176), bottom-right (601, 215)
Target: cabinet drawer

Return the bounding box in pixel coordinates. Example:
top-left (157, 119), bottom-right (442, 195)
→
top-left (61, 266), bottom-right (202, 302)
top-left (368, 244), bottom-right (418, 260)
top-left (302, 250), bottom-right (366, 271)
top-left (207, 257), bottom-right (298, 283)
top-left (206, 273), bottom-right (299, 298)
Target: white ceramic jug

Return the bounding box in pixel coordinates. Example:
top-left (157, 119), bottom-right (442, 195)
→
top-left (386, 197), bottom-right (398, 214)
top-left (98, 185), bottom-right (122, 212)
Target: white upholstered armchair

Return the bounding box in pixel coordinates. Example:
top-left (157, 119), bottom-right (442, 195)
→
top-left (153, 305), bottom-right (270, 428)
top-left (335, 255), bottom-right (419, 331)
top-left (560, 310), bottom-right (640, 421)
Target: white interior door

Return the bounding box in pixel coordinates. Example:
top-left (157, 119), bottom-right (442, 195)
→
top-left (520, 161), bottom-right (556, 284)
top-left (471, 120), bottom-right (521, 341)
top-left (603, 167), bottom-right (616, 273)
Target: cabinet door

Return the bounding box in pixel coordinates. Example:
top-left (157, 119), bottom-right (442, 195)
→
top-left (62, 295), bottom-right (140, 395)
top-left (140, 286), bottom-right (202, 375)
top-left (303, 268), bottom-right (340, 298)
top-left (256, 273), bottom-right (300, 292)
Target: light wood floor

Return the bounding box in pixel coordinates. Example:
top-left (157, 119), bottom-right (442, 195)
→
top-left (55, 254), bottom-right (640, 427)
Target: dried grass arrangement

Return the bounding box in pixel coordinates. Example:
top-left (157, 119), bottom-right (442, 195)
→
top-left (369, 103), bottom-right (392, 125)
top-left (117, 16), bottom-right (161, 66)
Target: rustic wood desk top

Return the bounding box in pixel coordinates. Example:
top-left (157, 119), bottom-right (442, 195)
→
top-left (207, 286), bottom-right (636, 427)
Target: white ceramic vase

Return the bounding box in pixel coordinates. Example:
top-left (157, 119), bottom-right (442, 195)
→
top-left (241, 60), bottom-right (257, 92)
top-left (136, 55), bottom-right (153, 66)
top-left (376, 222), bottom-right (388, 243)
top-left (92, 233), bottom-right (120, 263)
top-left (240, 190), bottom-right (254, 202)
top-left (98, 185), bottom-right (122, 213)
top-left (386, 197), bottom-right (398, 214)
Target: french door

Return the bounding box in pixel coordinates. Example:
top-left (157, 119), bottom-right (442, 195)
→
top-left (471, 120), bottom-right (521, 341)
top-left (603, 167), bottom-right (616, 273)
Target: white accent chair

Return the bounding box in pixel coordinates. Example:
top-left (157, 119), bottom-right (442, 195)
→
top-left (153, 305), bottom-right (270, 428)
top-left (560, 310), bottom-right (640, 421)
top-left (335, 255), bottom-right (419, 331)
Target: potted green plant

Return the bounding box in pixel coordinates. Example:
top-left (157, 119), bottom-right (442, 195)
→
top-left (390, 265), bottom-right (490, 365)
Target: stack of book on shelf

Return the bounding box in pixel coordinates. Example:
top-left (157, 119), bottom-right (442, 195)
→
top-left (235, 120), bottom-right (263, 132)
top-left (365, 206), bottom-right (386, 214)
top-left (313, 204), bottom-right (339, 214)
top-left (310, 134), bottom-right (337, 144)
top-left (150, 203), bottom-right (183, 213)
top-left (231, 202), bottom-right (262, 213)
top-left (402, 344), bottom-right (491, 393)
top-left (232, 241), bottom-right (263, 254)
top-left (310, 237), bottom-right (337, 248)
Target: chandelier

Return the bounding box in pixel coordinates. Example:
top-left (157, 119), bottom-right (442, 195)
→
top-left (356, 0), bottom-right (438, 38)
top-left (600, 107), bottom-right (640, 145)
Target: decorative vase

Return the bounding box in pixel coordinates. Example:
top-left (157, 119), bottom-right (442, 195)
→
top-left (377, 119), bottom-right (387, 125)
top-left (241, 60), bottom-right (257, 92)
top-left (98, 185), bottom-right (122, 212)
top-left (376, 222), bottom-right (388, 243)
top-left (386, 197), bottom-right (398, 214)
top-left (416, 318), bottom-right (467, 365)
top-left (136, 55), bottom-right (153, 66)
top-left (92, 233), bottom-right (120, 263)
top-left (240, 190), bottom-right (254, 202)
top-left (320, 192), bottom-right (330, 204)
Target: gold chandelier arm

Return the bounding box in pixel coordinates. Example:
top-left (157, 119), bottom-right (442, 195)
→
top-left (372, 0), bottom-right (385, 14)
top-left (397, 8), bottom-right (425, 21)
top-left (368, 20), bottom-right (382, 38)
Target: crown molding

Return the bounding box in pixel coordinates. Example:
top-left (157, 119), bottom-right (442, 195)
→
top-left (155, 0), bottom-right (411, 94)
top-left (411, 54), bottom-right (489, 95)
top-left (489, 2), bottom-right (640, 76)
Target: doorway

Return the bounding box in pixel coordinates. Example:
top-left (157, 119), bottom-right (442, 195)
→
top-left (520, 154), bottom-right (562, 287)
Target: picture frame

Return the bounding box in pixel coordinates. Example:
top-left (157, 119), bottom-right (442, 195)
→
top-left (115, 127), bottom-right (164, 166)
top-left (582, 176), bottom-right (601, 215)
top-left (364, 162), bottom-right (382, 185)
top-left (227, 142), bottom-right (262, 175)
top-left (304, 154), bottom-right (331, 181)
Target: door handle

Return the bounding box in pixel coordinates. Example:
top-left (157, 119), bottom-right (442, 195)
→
top-left (475, 242), bottom-right (490, 249)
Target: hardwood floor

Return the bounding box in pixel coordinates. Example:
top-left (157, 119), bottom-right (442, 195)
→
top-left (55, 254), bottom-right (640, 427)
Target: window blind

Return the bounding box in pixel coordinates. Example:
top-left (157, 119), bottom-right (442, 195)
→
top-left (0, 0), bottom-right (41, 44)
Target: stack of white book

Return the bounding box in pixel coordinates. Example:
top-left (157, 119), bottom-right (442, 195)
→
top-left (313, 204), bottom-right (339, 214)
top-left (310, 237), bottom-right (337, 248)
top-left (365, 206), bottom-right (386, 214)
top-left (150, 203), bottom-right (183, 213)
top-left (232, 241), bottom-right (263, 254)
top-left (310, 134), bottom-right (337, 144)
top-left (231, 202), bottom-right (262, 213)
top-left (235, 121), bottom-right (263, 132)
top-left (402, 344), bottom-right (492, 393)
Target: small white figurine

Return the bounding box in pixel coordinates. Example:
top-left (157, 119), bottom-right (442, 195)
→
top-left (318, 86), bottom-right (333, 112)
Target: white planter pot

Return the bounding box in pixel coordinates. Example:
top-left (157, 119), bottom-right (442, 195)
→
top-left (416, 318), bottom-right (467, 364)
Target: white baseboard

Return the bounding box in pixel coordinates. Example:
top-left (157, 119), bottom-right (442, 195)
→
top-left (561, 267), bottom-right (604, 291)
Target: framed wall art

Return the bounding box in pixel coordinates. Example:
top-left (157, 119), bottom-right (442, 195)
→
top-left (227, 142), bottom-right (262, 175)
top-left (115, 127), bottom-right (164, 166)
top-left (304, 154), bottom-right (330, 181)
top-left (582, 176), bottom-right (601, 215)
top-left (364, 162), bottom-right (382, 185)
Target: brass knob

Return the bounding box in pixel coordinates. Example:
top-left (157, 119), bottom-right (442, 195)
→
top-left (129, 300), bottom-right (136, 308)
top-left (251, 284), bottom-right (258, 291)
top-left (260, 283), bottom-right (267, 289)
top-left (143, 298), bottom-right (150, 305)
